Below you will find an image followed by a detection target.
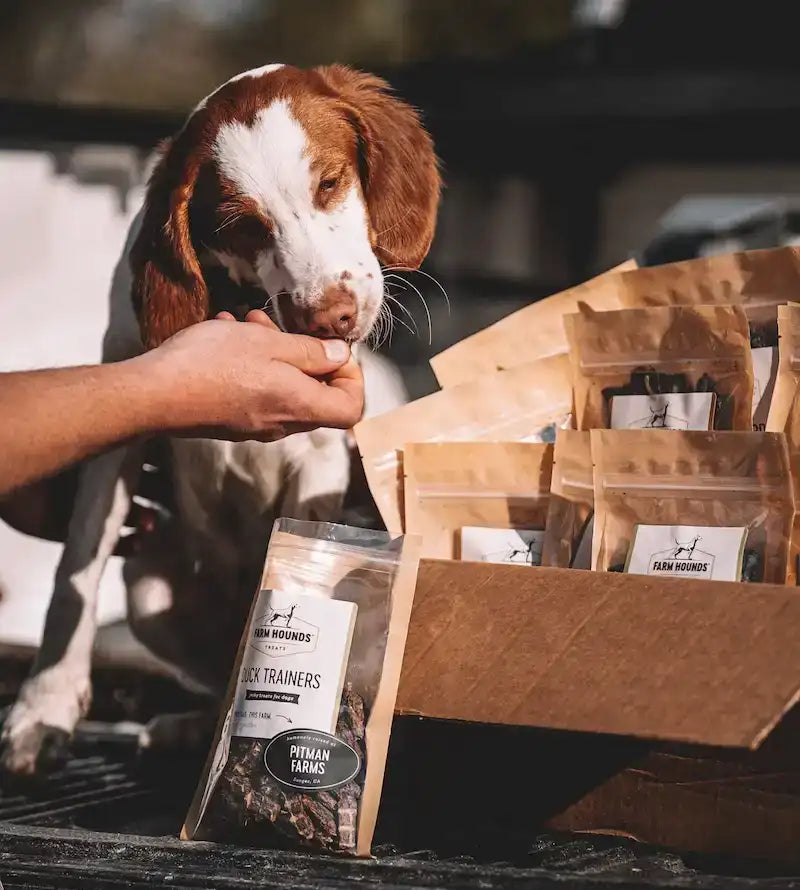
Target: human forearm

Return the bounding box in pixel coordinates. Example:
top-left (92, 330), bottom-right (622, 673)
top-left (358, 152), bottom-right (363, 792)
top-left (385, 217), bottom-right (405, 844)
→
top-left (0, 313), bottom-right (363, 498)
top-left (0, 361), bottom-right (167, 496)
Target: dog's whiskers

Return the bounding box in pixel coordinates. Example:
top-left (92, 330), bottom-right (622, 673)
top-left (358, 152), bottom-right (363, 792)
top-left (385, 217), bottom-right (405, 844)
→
top-left (384, 272), bottom-right (433, 346)
top-left (368, 301), bottom-right (396, 351)
top-left (384, 290), bottom-right (419, 337)
top-left (215, 212), bottom-right (242, 234)
top-left (382, 265), bottom-right (450, 315)
top-left (386, 310), bottom-right (416, 338)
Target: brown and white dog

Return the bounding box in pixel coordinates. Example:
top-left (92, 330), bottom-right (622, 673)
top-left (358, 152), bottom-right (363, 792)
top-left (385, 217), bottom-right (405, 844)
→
top-left (1, 63), bottom-right (440, 774)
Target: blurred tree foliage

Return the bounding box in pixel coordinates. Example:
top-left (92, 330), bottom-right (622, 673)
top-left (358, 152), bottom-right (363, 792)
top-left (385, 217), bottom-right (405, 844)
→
top-left (0, 0), bottom-right (574, 111)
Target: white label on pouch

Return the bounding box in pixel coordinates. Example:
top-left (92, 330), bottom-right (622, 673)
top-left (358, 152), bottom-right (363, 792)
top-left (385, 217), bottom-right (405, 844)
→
top-left (232, 589), bottom-right (356, 740)
top-left (460, 526), bottom-right (545, 566)
top-left (752, 346), bottom-right (778, 431)
top-left (625, 525), bottom-right (747, 581)
top-left (610, 392), bottom-right (715, 430)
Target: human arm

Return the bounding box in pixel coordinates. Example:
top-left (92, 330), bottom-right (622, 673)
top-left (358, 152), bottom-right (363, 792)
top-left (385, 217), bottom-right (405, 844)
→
top-left (0, 312), bottom-right (363, 497)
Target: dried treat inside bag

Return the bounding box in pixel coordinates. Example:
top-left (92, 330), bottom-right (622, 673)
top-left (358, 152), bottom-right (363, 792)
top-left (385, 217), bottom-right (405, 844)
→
top-left (617, 246), bottom-right (800, 431)
top-left (591, 430), bottom-right (794, 584)
top-left (767, 303), bottom-right (800, 434)
top-left (430, 259), bottom-right (636, 389)
top-left (565, 304), bottom-right (753, 432)
top-left (541, 430), bottom-right (593, 569)
top-left (354, 353), bottom-right (573, 537)
top-left (403, 441), bottom-right (553, 561)
top-left (181, 519), bottom-right (421, 856)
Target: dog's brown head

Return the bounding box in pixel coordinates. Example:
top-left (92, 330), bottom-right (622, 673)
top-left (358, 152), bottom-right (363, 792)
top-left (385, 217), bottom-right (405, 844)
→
top-left (130, 63), bottom-right (441, 349)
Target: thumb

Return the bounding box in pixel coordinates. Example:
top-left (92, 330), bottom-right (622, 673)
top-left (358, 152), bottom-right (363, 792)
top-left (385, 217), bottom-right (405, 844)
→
top-left (269, 333), bottom-right (351, 375)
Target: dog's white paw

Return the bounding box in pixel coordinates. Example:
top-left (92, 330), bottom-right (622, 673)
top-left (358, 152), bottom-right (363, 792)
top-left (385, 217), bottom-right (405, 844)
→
top-left (0, 668), bottom-right (91, 775)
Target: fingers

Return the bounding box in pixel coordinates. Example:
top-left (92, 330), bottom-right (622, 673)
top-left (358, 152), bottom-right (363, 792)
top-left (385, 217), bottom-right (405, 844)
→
top-left (206, 309), bottom-right (363, 430)
top-left (268, 333), bottom-right (352, 375)
top-left (215, 309), bottom-right (279, 330)
top-left (291, 360), bottom-right (365, 430)
top-left (244, 309), bottom-right (280, 330)
top-left (216, 310), bottom-right (342, 363)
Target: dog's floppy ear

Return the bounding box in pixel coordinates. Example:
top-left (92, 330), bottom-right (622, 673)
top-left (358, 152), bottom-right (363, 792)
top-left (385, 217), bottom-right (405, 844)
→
top-left (316, 65), bottom-right (441, 270)
top-left (130, 134), bottom-right (209, 349)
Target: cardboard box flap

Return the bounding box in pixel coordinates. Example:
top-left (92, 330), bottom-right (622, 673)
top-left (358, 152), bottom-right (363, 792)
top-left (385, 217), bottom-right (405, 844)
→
top-left (397, 561), bottom-right (800, 749)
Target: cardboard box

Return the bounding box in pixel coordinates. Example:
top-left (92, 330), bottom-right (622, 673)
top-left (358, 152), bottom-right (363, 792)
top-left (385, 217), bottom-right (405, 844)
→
top-left (394, 560), bottom-right (800, 864)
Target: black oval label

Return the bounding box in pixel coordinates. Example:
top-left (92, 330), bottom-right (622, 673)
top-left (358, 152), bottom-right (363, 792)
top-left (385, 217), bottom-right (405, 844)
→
top-left (264, 729), bottom-right (360, 791)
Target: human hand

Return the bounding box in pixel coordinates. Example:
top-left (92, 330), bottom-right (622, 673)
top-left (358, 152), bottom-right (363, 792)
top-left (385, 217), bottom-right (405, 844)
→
top-left (137, 310), bottom-right (364, 441)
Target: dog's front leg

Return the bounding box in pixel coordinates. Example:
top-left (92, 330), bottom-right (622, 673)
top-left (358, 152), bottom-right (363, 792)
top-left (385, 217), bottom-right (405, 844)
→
top-left (1, 443), bottom-right (143, 774)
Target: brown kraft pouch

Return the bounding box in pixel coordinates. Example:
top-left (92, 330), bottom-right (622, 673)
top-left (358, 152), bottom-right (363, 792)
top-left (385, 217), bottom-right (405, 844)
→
top-left (354, 352), bottom-right (572, 537)
top-left (182, 518), bottom-right (422, 856)
top-left (403, 441), bottom-right (553, 561)
top-left (617, 246), bottom-right (800, 430)
top-left (767, 302), bottom-right (800, 433)
top-left (565, 304), bottom-right (753, 432)
top-left (779, 381), bottom-right (800, 584)
top-left (430, 259), bottom-right (637, 389)
top-left (541, 429), bottom-right (593, 569)
top-left (591, 429), bottom-right (794, 585)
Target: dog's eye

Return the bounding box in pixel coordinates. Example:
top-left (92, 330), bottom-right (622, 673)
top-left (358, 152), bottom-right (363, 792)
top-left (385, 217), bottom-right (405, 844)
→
top-left (318, 177), bottom-right (338, 193)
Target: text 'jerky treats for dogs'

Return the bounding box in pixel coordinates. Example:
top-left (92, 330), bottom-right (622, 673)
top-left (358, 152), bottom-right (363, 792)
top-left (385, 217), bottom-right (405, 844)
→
top-left (430, 259), bottom-right (637, 389)
top-left (565, 304), bottom-right (753, 432)
top-left (403, 441), bottom-right (553, 561)
top-left (617, 246), bottom-right (800, 430)
top-left (591, 430), bottom-right (794, 584)
top-left (182, 519), bottom-right (421, 856)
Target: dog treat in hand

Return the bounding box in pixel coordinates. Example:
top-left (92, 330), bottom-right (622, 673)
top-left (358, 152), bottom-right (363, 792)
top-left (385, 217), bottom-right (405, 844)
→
top-left (541, 430), bottom-right (594, 569)
top-left (565, 304), bottom-right (753, 431)
top-left (591, 429), bottom-right (794, 584)
top-left (403, 441), bottom-right (553, 561)
top-left (182, 519), bottom-right (421, 856)
top-left (355, 353), bottom-right (572, 536)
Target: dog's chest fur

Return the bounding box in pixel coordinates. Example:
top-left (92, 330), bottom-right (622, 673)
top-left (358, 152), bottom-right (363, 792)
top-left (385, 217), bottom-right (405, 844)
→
top-left (169, 426), bottom-right (350, 599)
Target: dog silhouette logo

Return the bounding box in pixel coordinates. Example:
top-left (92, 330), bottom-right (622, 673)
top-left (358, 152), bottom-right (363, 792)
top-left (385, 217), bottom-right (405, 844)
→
top-left (481, 536), bottom-right (542, 566)
top-left (645, 403), bottom-right (669, 428)
top-left (251, 598), bottom-right (319, 657)
top-left (267, 603), bottom-right (297, 627)
top-left (629, 399), bottom-right (690, 430)
top-left (648, 534), bottom-right (715, 578)
top-left (671, 534), bottom-right (701, 560)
